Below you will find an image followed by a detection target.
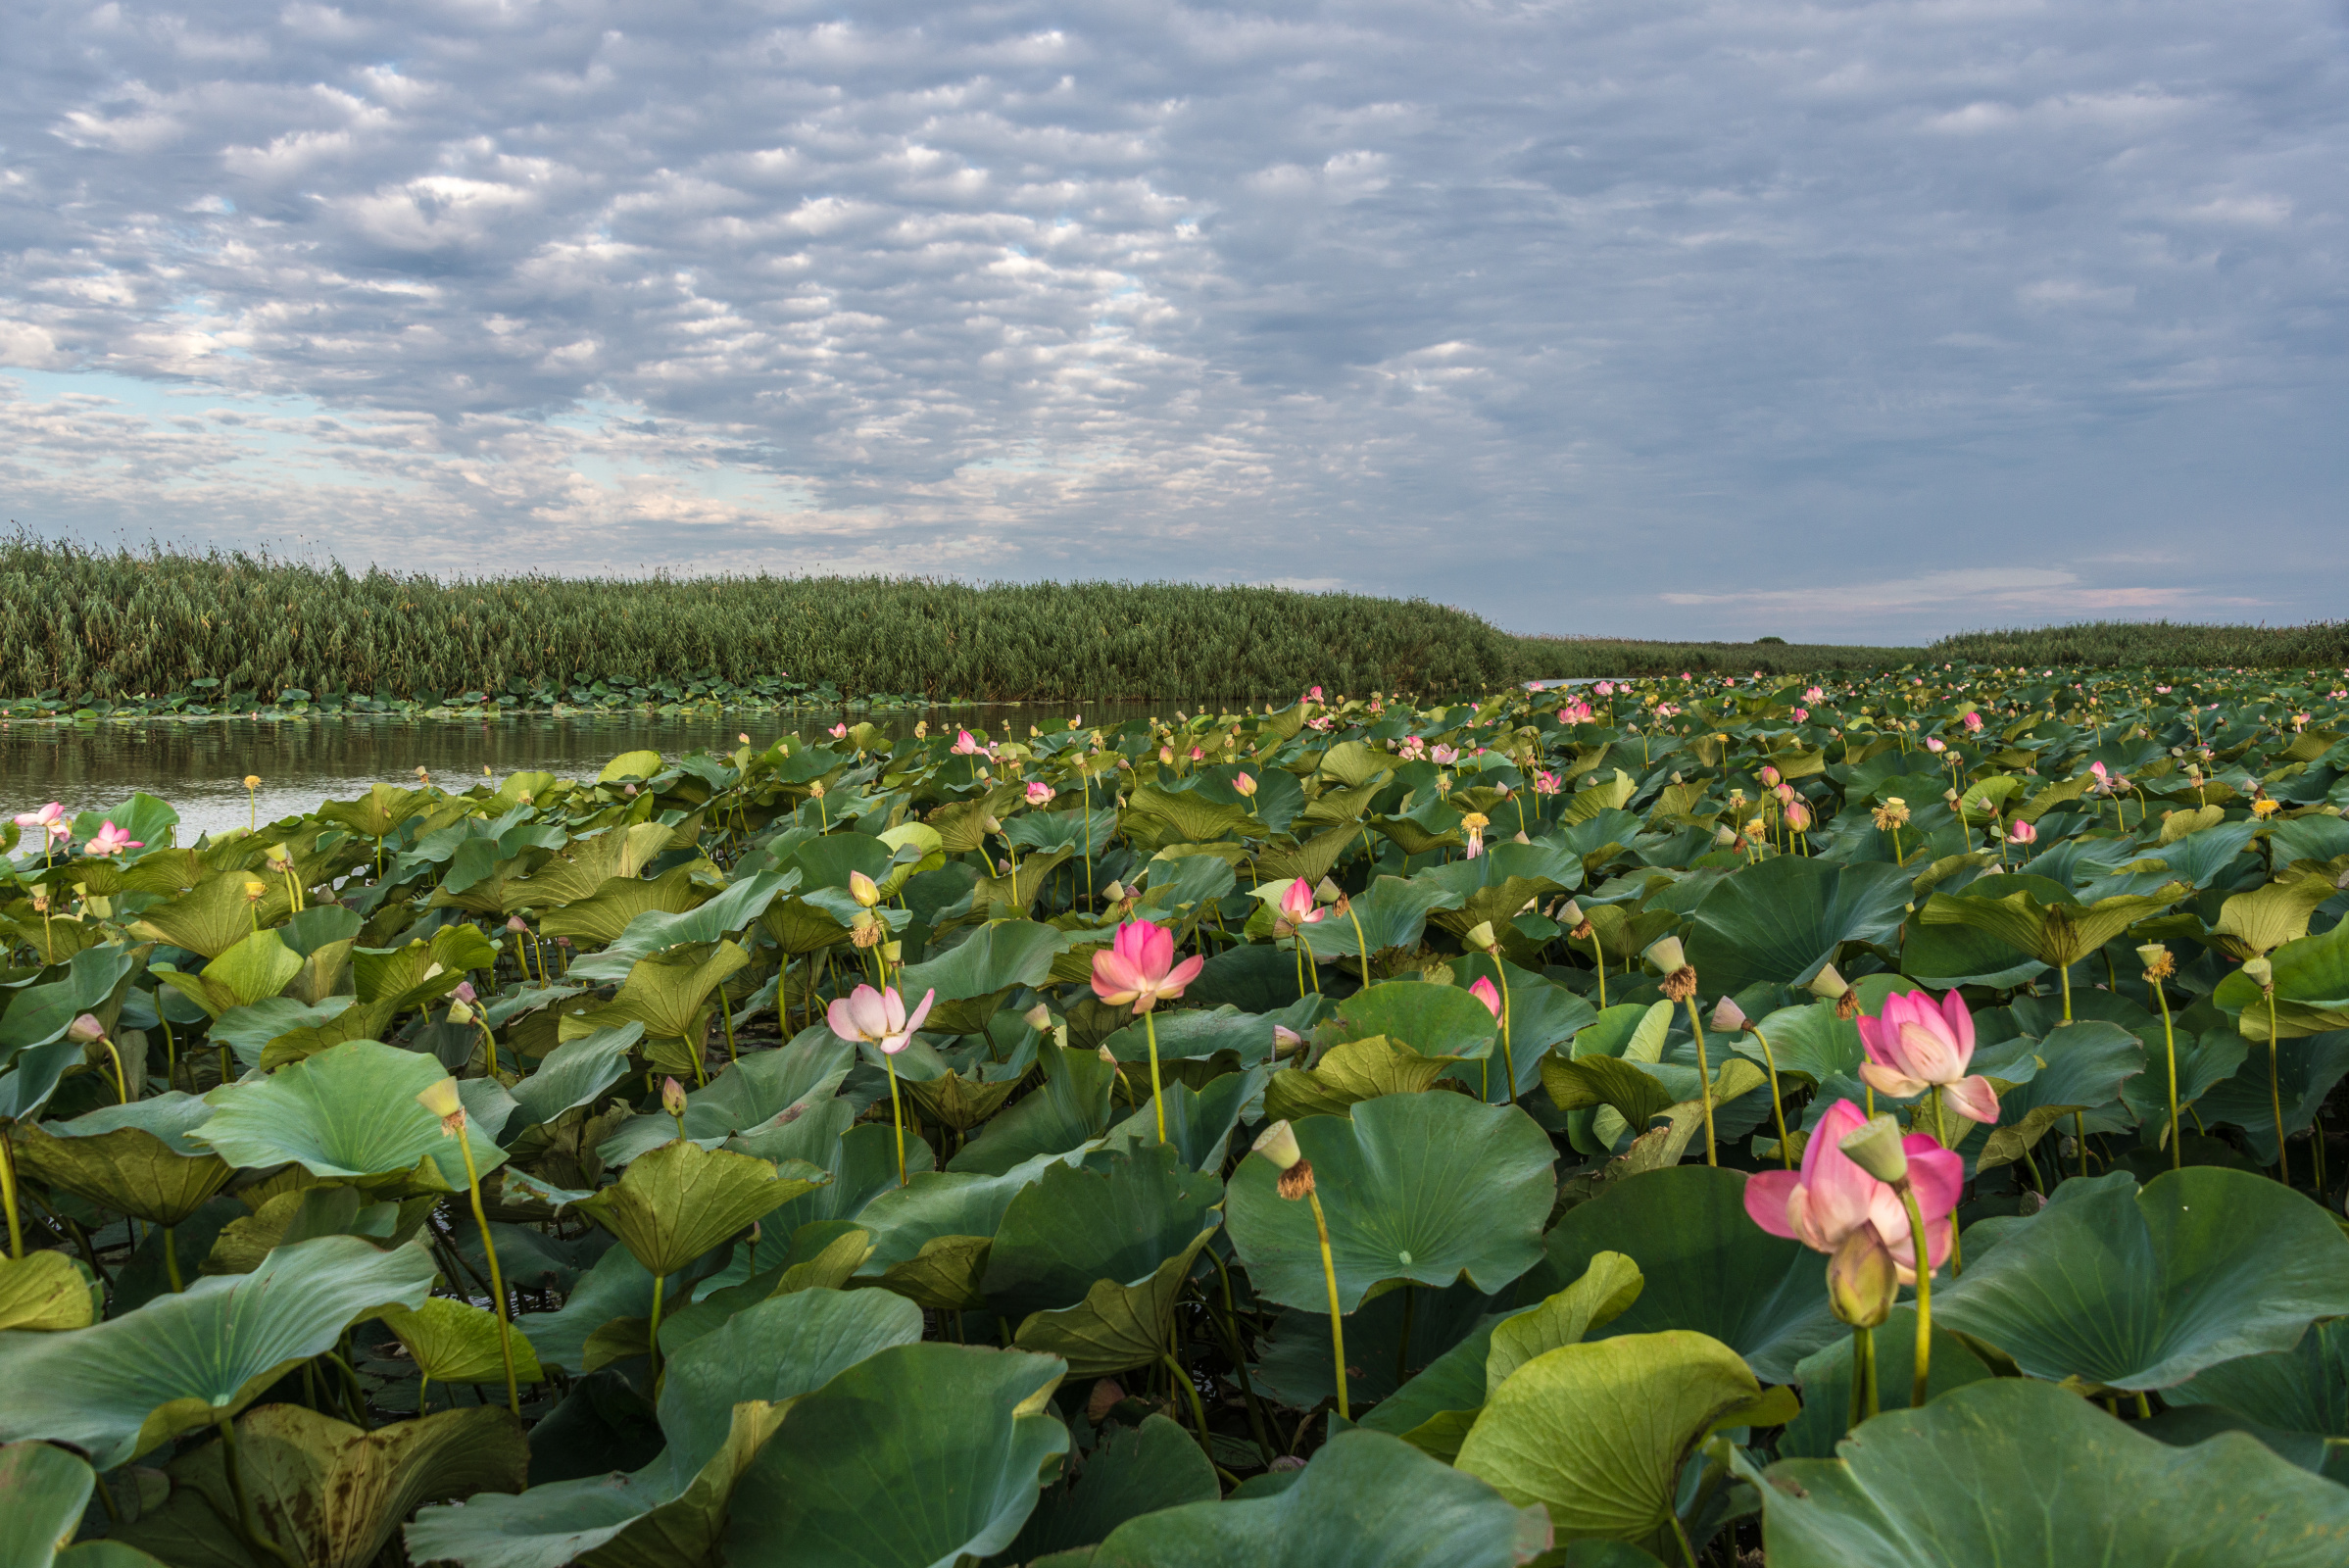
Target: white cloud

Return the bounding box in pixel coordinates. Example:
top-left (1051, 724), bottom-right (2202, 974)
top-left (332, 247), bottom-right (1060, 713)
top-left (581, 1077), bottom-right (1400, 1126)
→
top-left (0, 0), bottom-right (2342, 635)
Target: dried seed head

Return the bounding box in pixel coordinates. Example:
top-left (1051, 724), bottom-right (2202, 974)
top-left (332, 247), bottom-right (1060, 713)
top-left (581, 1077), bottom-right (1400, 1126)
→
top-left (1659, 966), bottom-right (1699, 1003)
top-left (1277, 1159), bottom-right (1317, 1201)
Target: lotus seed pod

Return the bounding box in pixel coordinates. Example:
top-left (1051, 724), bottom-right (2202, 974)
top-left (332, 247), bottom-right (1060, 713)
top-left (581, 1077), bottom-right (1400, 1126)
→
top-left (416, 1078), bottom-right (463, 1119)
top-left (2244, 956), bottom-right (2276, 990)
top-left (1838, 1115), bottom-right (1910, 1184)
top-left (1806, 962), bottom-right (1850, 1001)
top-left (1251, 1119), bottom-right (1303, 1170)
top-left (1464, 920), bottom-right (1497, 952)
top-left (1709, 997), bottom-right (1748, 1033)
top-left (1644, 935), bottom-right (1687, 974)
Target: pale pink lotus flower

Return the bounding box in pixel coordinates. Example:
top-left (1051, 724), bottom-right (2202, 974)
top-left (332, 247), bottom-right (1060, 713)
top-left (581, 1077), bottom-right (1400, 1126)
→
top-left (1469, 976), bottom-right (1501, 1019)
top-left (1089, 918), bottom-right (1203, 1014)
top-left (1859, 990), bottom-right (2000, 1123)
top-left (828, 723), bottom-right (849, 739)
top-left (1279, 877), bottom-right (1324, 928)
top-left (1743, 1098), bottom-right (1960, 1282)
top-left (1758, 765), bottom-right (1782, 787)
top-left (2005, 818), bottom-right (2037, 846)
top-left (952, 730), bottom-right (981, 755)
top-left (1430, 744), bottom-right (1459, 764)
top-left (1594, 681), bottom-right (1615, 696)
top-left (1025, 780), bottom-right (1053, 807)
top-left (14, 803), bottom-right (65, 833)
top-left (1306, 714), bottom-right (1334, 731)
top-left (1535, 770), bottom-right (1561, 796)
top-left (1234, 772), bottom-right (1258, 798)
top-left (1786, 801), bottom-right (1813, 832)
top-left (1926, 736), bottom-right (1946, 754)
top-left (1790, 707), bottom-right (1809, 722)
top-left (84, 821), bottom-right (143, 857)
top-left (827, 984), bottom-right (937, 1054)
top-left (1805, 687), bottom-right (1825, 702)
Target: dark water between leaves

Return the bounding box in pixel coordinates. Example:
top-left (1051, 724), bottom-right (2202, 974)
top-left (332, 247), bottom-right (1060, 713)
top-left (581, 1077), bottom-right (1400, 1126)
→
top-left (2, 703), bottom-right (1176, 841)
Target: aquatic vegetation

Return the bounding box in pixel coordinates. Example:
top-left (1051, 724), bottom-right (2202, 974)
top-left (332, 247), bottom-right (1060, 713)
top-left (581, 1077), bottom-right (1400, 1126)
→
top-left (5, 661), bottom-right (2349, 1564)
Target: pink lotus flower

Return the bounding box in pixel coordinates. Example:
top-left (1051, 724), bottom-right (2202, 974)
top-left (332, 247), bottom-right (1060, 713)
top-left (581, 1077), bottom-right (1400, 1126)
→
top-left (1805, 687), bottom-right (1825, 701)
top-left (2005, 818), bottom-right (2037, 846)
top-left (1430, 744), bottom-right (1459, 764)
top-left (1306, 685), bottom-right (1323, 702)
top-left (1963, 711), bottom-right (1983, 732)
top-left (1025, 780), bottom-right (1053, 807)
top-left (952, 730), bottom-right (981, 755)
top-left (828, 723), bottom-right (849, 739)
top-left (1859, 989), bottom-right (2000, 1123)
top-left (1786, 801), bottom-right (1812, 832)
top-left (1758, 765), bottom-right (1781, 787)
top-left (1534, 770), bottom-right (1561, 796)
top-left (1743, 1098), bottom-right (1960, 1282)
top-left (1089, 918), bottom-right (1203, 1014)
top-left (827, 984), bottom-right (936, 1054)
top-left (1926, 736), bottom-right (1946, 754)
top-left (1594, 681), bottom-right (1615, 697)
top-left (1469, 976), bottom-right (1501, 1018)
top-left (14, 802), bottom-right (65, 833)
top-left (84, 821), bottom-right (143, 857)
top-left (1279, 877), bottom-right (1324, 927)
top-left (1790, 707), bottom-right (1809, 722)
top-left (1234, 772), bottom-right (1257, 798)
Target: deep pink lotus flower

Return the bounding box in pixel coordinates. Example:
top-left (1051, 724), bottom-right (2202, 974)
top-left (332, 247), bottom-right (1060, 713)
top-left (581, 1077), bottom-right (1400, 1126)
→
top-left (1279, 877), bottom-right (1323, 926)
top-left (2005, 818), bottom-right (2037, 846)
top-left (1535, 770), bottom-right (1561, 796)
top-left (952, 729), bottom-right (981, 755)
top-left (1469, 976), bottom-right (1501, 1018)
top-left (1744, 1098), bottom-right (1960, 1282)
top-left (1024, 780), bottom-right (1052, 807)
top-left (84, 821), bottom-right (143, 857)
top-left (828, 722), bottom-right (849, 739)
top-left (1790, 707), bottom-right (1810, 722)
top-left (1306, 685), bottom-right (1323, 702)
top-left (1858, 989), bottom-right (1999, 1124)
top-left (1963, 710), bottom-right (1983, 732)
top-left (827, 984), bottom-right (936, 1054)
top-left (1089, 918), bottom-right (1202, 1014)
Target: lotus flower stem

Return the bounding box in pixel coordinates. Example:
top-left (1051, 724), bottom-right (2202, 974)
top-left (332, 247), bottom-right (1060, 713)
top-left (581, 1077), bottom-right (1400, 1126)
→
top-left (647, 1271), bottom-right (668, 1387)
top-left (887, 1053), bottom-right (908, 1186)
top-left (1161, 1351), bottom-right (1233, 1483)
top-left (215, 1412), bottom-right (304, 1568)
top-left (718, 997), bottom-right (741, 1067)
top-left (1668, 1516), bottom-right (1701, 1568)
top-left (2151, 985), bottom-right (2181, 1173)
top-left (2268, 990), bottom-right (2290, 1188)
top-left (1752, 1025), bottom-right (1792, 1169)
top-left (164, 1225), bottom-right (183, 1293)
top-left (1346, 904), bottom-right (1371, 986)
top-left (1144, 1008), bottom-right (1168, 1143)
top-left (0, 1135), bottom-right (23, 1258)
top-left (450, 1126), bottom-right (521, 1416)
top-left (1306, 1186), bottom-right (1348, 1421)
top-left (1590, 934), bottom-right (1605, 1006)
top-left (1897, 1184), bottom-right (1934, 1407)
top-left (1850, 1325), bottom-right (1877, 1424)
top-left (1683, 999), bottom-right (1717, 1167)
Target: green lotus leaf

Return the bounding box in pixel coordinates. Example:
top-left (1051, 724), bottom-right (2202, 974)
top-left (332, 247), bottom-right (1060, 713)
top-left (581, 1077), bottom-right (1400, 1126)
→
top-left (1921, 878), bottom-right (2188, 971)
top-left (2119, 1026), bottom-right (2248, 1134)
top-left (743, 1107), bottom-right (936, 1234)
top-left (1455, 1330), bottom-right (1761, 1550)
top-left (127, 874), bottom-right (273, 961)
top-left (2215, 918), bottom-right (2349, 1040)
top-left (540, 866), bottom-right (713, 948)
top-left (13, 1093), bottom-right (232, 1226)
top-left (564, 871), bottom-right (799, 983)
top-left (1295, 877), bottom-right (1464, 964)
top-left (894, 920), bottom-right (1068, 1036)
top-left (722, 1343), bottom-right (1069, 1568)
top-left (1265, 1033), bottom-right (1463, 1121)
top-left (1098, 1004), bottom-right (1269, 1065)
top-left (1095, 1066), bottom-right (1271, 1178)
top-left (1012, 1227), bottom-right (1221, 1379)
top-left (1937, 1168), bottom-right (2349, 1390)
top-left (1089, 1428), bottom-right (1551, 1567)
top-left (1685, 857), bottom-right (1911, 996)
top-left (504, 1023), bottom-right (644, 1135)
top-left (382, 1297), bottom-right (545, 1387)
top-left (905, 1067), bottom-right (1028, 1132)
top-left (116, 1402), bottom-right (526, 1568)
top-left (1775, 1303), bottom-right (1993, 1458)
top-left (0, 944), bottom-right (142, 1054)
top-left (0, 1235), bottom-right (433, 1467)
top-left (0, 1440), bottom-right (165, 1568)
top-left (851, 1153), bottom-right (1059, 1309)
top-left (1534, 1165), bottom-right (1838, 1383)
top-left (1333, 981), bottom-right (1498, 1059)
top-left (192, 1040), bottom-right (507, 1187)
top-left (1126, 783), bottom-right (1255, 845)
top-left (0, 1250), bottom-right (95, 1332)
top-left (950, 1045), bottom-right (1116, 1176)
top-left (1224, 1094), bottom-right (1554, 1313)
top-left (997, 1413), bottom-right (1218, 1564)
top-left (574, 1139), bottom-right (827, 1280)
top-left (657, 1226), bottom-right (879, 1353)
top-left (1969, 1017), bottom-right (2146, 1165)
top-left (984, 1143), bottom-right (1224, 1318)
top-left (602, 1030), bottom-right (852, 1165)
top-left (2198, 1030), bottom-right (2349, 1164)
top-left (2170, 1319), bottom-right (2349, 1438)
top-left (1751, 1377), bottom-right (2349, 1566)
top-left (607, 939), bottom-right (749, 1047)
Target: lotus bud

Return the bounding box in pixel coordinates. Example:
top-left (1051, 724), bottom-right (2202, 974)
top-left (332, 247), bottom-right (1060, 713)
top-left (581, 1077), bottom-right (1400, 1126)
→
top-left (1709, 997), bottom-right (1748, 1034)
top-left (1827, 1227), bottom-right (1900, 1329)
top-left (506, 914), bottom-right (529, 932)
top-left (981, 814), bottom-right (1002, 835)
top-left (455, 980), bottom-right (477, 1005)
top-left (849, 869), bottom-right (882, 907)
top-left (1806, 963), bottom-right (1850, 1001)
top-left (1464, 920), bottom-right (1497, 953)
top-left (1838, 1114), bottom-right (1910, 1183)
top-left (1272, 1024), bottom-right (1304, 1055)
top-left (1234, 772), bottom-right (1257, 797)
top-left (66, 1012), bottom-right (107, 1045)
top-left (1643, 935), bottom-right (1687, 974)
top-left (661, 1076), bottom-right (688, 1117)
top-left (1022, 1004), bottom-right (1052, 1031)
top-left (739, 733), bottom-right (752, 745)
top-left (2244, 956), bottom-right (2276, 991)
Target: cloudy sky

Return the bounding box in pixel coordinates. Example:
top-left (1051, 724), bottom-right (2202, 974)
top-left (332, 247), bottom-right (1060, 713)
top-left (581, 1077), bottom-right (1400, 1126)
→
top-left (3, 0), bottom-right (2344, 642)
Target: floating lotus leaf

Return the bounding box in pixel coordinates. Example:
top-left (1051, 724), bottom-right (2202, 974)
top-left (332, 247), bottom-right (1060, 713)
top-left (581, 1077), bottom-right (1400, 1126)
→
top-left (1012, 1229), bottom-right (1222, 1379)
top-left (722, 1344), bottom-right (1069, 1568)
top-left (1088, 1429), bottom-right (1551, 1567)
top-left (0, 945), bottom-right (142, 1054)
top-left (12, 1093), bottom-right (232, 1226)
top-left (1225, 1094), bottom-right (1554, 1313)
top-left (0, 1235), bottom-right (433, 1468)
top-left (574, 1139), bottom-right (827, 1280)
top-left (503, 1022), bottom-right (644, 1136)
top-left (0, 1440), bottom-right (168, 1568)
top-left (1751, 1377), bottom-right (2349, 1566)
top-left (1295, 877), bottom-right (1465, 964)
top-left (1934, 1168), bottom-right (2349, 1392)
top-left (117, 1403), bottom-right (527, 1568)
top-left (1095, 1064), bottom-right (1272, 1173)
top-left (563, 871), bottom-right (798, 983)
top-left (851, 1153), bottom-right (1059, 1309)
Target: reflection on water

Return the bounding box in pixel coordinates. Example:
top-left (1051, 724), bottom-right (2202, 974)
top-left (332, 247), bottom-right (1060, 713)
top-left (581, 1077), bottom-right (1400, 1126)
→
top-left (2, 704), bottom-right (1171, 841)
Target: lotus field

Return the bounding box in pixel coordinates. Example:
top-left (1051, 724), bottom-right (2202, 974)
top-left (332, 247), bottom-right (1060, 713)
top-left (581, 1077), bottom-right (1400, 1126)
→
top-left (12, 665), bottom-right (2349, 1568)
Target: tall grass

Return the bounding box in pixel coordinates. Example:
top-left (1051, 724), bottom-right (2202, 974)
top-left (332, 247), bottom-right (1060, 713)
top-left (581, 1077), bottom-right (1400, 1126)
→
top-left (1, 533), bottom-right (1528, 702)
top-left (1507, 634), bottom-right (1926, 677)
top-left (1927, 620), bottom-right (2349, 669)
